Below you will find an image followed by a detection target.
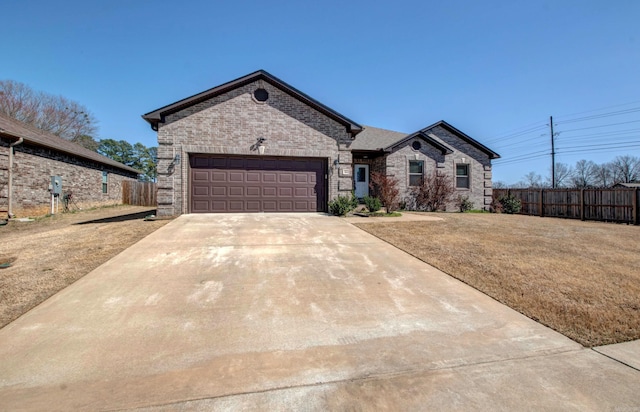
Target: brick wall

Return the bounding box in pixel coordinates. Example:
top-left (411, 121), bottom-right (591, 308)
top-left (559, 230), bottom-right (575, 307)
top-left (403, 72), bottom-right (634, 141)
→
top-left (0, 139), bottom-right (138, 217)
top-left (379, 125), bottom-right (493, 211)
top-left (156, 80), bottom-right (354, 216)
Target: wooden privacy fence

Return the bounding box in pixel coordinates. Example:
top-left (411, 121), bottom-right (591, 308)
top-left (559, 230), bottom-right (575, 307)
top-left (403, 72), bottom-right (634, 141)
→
top-left (493, 188), bottom-right (640, 225)
top-left (122, 181), bottom-right (157, 207)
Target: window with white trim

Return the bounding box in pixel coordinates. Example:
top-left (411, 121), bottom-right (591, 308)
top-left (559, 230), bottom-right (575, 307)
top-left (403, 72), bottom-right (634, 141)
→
top-left (456, 164), bottom-right (469, 189)
top-left (409, 160), bottom-right (423, 186)
top-left (102, 171), bottom-right (108, 194)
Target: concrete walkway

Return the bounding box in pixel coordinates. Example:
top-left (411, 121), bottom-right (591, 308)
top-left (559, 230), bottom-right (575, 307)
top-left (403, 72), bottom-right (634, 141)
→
top-left (0, 213), bottom-right (638, 410)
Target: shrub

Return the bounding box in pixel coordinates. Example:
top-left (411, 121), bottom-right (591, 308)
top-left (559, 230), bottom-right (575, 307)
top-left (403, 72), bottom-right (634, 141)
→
top-left (363, 195), bottom-right (382, 213)
top-left (408, 171), bottom-right (455, 211)
top-left (369, 172), bottom-right (400, 213)
top-left (328, 193), bottom-right (358, 216)
top-left (349, 191), bottom-right (359, 210)
top-left (456, 195), bottom-right (474, 212)
top-left (498, 193), bottom-right (522, 214)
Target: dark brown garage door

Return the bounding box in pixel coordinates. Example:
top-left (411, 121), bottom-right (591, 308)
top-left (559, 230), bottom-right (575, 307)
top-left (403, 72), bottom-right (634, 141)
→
top-left (190, 154), bottom-right (327, 213)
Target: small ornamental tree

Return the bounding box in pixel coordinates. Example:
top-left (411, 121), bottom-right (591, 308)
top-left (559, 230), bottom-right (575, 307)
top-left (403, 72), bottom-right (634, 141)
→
top-left (369, 172), bottom-right (400, 213)
top-left (409, 171), bottom-right (455, 211)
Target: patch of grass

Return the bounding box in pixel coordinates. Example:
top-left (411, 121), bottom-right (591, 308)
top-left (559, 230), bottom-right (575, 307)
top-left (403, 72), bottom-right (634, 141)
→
top-left (355, 213), bottom-right (640, 347)
top-left (368, 212), bottom-right (402, 217)
top-left (0, 206), bottom-right (170, 329)
top-left (465, 209), bottom-right (489, 213)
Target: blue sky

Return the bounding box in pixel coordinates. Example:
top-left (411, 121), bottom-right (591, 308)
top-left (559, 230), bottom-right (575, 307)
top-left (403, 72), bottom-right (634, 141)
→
top-left (2, 0), bottom-right (639, 184)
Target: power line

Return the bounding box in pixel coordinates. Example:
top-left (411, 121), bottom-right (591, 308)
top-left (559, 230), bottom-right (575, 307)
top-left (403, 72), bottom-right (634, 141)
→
top-left (555, 107), bottom-right (640, 125)
top-left (553, 100), bottom-right (640, 121)
top-left (557, 119), bottom-right (640, 133)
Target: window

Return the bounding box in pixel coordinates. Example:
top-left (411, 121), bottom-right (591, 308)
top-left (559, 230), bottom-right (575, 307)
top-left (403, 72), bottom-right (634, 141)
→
top-left (456, 164), bottom-right (469, 188)
top-left (411, 141), bottom-right (422, 150)
top-left (102, 171), bottom-right (108, 194)
top-left (409, 160), bottom-right (423, 186)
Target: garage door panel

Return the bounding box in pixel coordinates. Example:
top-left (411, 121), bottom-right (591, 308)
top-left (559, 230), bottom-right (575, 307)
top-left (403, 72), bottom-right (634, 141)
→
top-left (193, 200), bottom-right (210, 212)
top-left (228, 172), bottom-right (244, 182)
top-left (279, 201), bottom-right (293, 211)
top-left (212, 187), bottom-right (226, 196)
top-left (246, 172), bottom-right (261, 182)
top-left (212, 201), bottom-right (227, 211)
top-left (193, 186), bottom-right (210, 196)
top-left (279, 173), bottom-right (293, 183)
top-left (193, 171), bottom-right (210, 181)
top-left (229, 187), bottom-right (244, 196)
top-left (294, 187), bottom-right (309, 197)
top-left (263, 201), bottom-right (277, 211)
top-left (262, 173), bottom-right (277, 183)
top-left (212, 171), bottom-right (227, 181)
top-left (229, 201), bottom-right (245, 211)
top-left (279, 187), bottom-right (293, 197)
top-left (190, 155), bottom-right (326, 213)
top-left (294, 174), bottom-right (309, 183)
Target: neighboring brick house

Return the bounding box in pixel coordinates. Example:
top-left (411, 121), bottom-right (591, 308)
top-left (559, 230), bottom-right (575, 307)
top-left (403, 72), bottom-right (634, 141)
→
top-left (0, 113), bottom-right (139, 218)
top-left (143, 70), bottom-right (499, 216)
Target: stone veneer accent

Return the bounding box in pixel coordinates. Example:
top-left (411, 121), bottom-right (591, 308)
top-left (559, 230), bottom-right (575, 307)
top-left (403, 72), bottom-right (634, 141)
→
top-left (0, 139), bottom-right (138, 217)
top-left (155, 80), bottom-right (353, 216)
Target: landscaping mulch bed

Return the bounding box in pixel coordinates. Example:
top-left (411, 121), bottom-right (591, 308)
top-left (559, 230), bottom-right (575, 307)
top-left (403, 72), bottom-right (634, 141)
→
top-left (0, 206), bottom-right (170, 329)
top-left (355, 213), bottom-right (640, 347)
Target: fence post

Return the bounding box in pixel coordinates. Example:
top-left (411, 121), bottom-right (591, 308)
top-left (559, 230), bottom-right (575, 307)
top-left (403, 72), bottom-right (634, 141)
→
top-left (580, 189), bottom-right (585, 221)
top-left (634, 187), bottom-right (639, 225)
top-left (539, 189), bottom-right (544, 217)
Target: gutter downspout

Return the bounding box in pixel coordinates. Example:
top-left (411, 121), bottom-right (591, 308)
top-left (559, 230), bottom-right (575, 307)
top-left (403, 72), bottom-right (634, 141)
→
top-left (8, 137), bottom-right (24, 218)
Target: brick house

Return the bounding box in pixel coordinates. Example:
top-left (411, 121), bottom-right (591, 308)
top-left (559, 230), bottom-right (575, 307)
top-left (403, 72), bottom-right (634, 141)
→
top-left (0, 113), bottom-right (139, 218)
top-left (143, 70), bottom-right (499, 216)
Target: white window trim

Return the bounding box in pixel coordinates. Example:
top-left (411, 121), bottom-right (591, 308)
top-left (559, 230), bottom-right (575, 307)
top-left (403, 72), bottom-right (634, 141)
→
top-left (456, 163), bottom-right (470, 189)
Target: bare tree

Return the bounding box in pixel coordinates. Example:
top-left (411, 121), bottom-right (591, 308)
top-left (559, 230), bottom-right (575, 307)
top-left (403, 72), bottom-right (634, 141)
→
top-left (519, 171), bottom-right (544, 188)
top-left (593, 163), bottom-right (614, 187)
top-left (610, 155), bottom-right (640, 183)
top-left (552, 162), bottom-right (573, 188)
top-left (0, 80), bottom-right (98, 140)
top-left (571, 160), bottom-right (598, 188)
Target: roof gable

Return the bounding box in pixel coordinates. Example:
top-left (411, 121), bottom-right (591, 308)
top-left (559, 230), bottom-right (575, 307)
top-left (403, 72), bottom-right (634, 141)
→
top-left (0, 113), bottom-right (140, 174)
top-left (421, 120), bottom-right (500, 159)
top-left (142, 70), bottom-right (363, 137)
top-left (385, 131), bottom-right (454, 155)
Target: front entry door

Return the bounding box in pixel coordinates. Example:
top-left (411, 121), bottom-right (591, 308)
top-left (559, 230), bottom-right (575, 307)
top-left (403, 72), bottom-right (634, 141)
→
top-left (354, 164), bottom-right (369, 199)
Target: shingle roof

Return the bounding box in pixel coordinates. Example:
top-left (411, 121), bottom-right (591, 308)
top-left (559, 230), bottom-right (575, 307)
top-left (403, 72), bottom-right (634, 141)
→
top-left (143, 69), bottom-right (363, 137)
top-left (0, 113), bottom-right (140, 174)
top-left (351, 121), bottom-right (500, 159)
top-left (350, 125), bottom-right (408, 151)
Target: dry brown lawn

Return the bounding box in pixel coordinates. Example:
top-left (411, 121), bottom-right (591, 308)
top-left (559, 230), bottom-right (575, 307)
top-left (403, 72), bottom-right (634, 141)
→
top-left (355, 213), bottom-right (640, 347)
top-left (0, 206), bottom-right (170, 329)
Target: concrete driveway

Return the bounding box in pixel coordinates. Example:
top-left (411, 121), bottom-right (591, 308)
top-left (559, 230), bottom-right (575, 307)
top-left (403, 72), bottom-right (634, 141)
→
top-left (0, 213), bottom-right (638, 410)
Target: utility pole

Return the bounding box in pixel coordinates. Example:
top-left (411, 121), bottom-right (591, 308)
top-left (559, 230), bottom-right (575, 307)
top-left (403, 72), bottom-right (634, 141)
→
top-left (550, 116), bottom-right (556, 188)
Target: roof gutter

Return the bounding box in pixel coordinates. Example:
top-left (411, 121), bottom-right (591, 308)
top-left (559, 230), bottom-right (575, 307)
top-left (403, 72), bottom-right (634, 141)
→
top-left (8, 136), bottom-right (24, 218)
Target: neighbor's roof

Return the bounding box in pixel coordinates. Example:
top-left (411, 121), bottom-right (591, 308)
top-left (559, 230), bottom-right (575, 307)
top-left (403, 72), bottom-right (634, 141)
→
top-left (142, 69), bottom-right (363, 136)
top-left (0, 113), bottom-right (140, 174)
top-left (613, 182), bottom-right (640, 188)
top-left (351, 120), bottom-right (500, 159)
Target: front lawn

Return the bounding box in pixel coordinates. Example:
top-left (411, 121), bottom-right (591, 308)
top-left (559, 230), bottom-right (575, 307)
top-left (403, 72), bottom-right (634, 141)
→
top-left (355, 213), bottom-right (640, 347)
